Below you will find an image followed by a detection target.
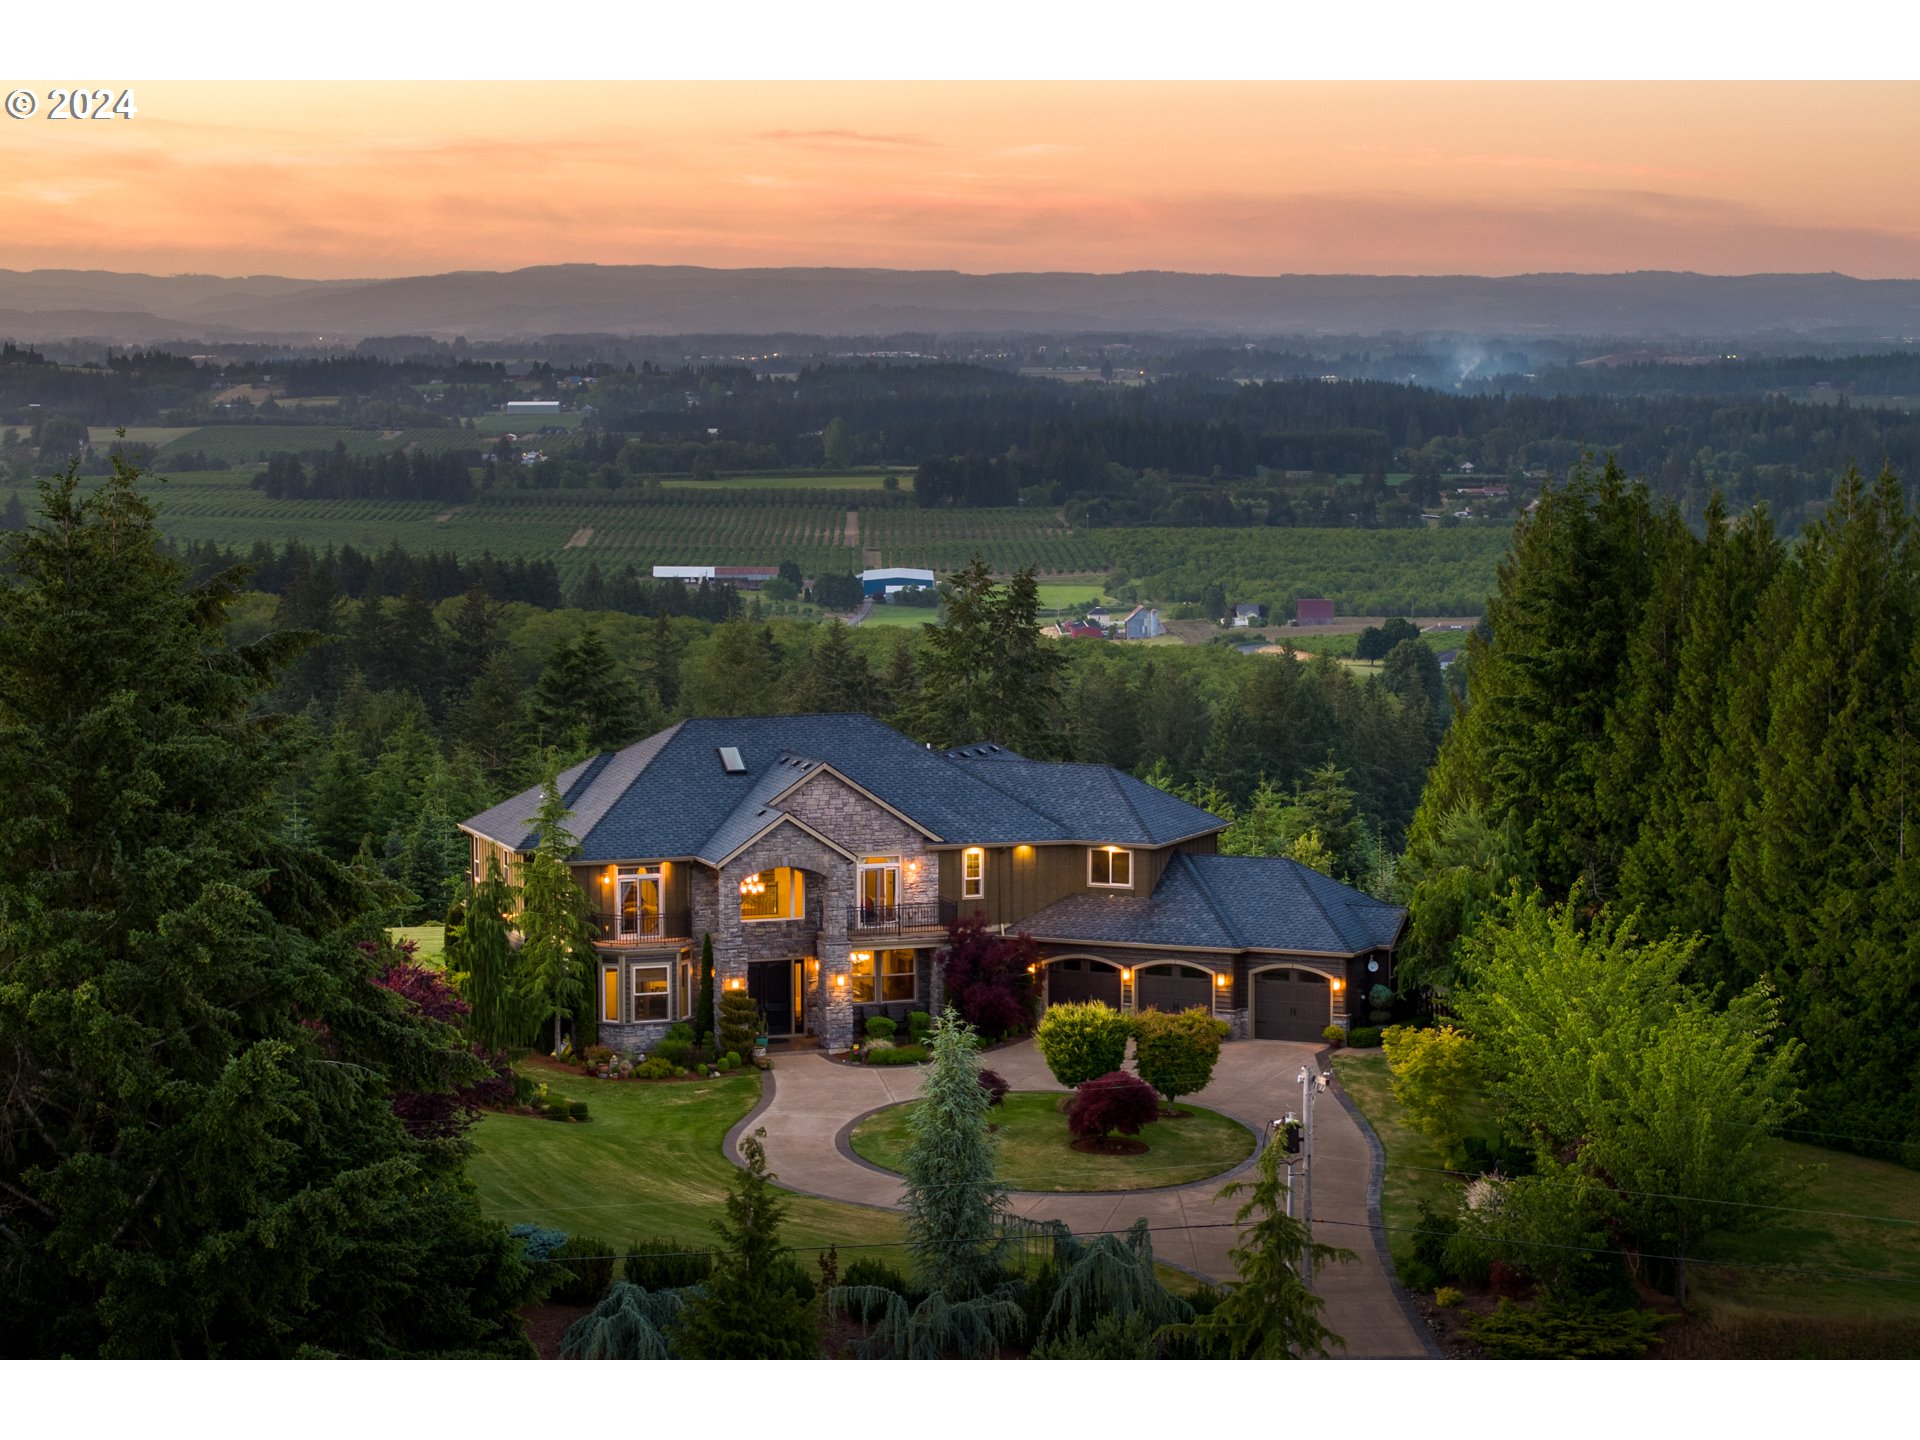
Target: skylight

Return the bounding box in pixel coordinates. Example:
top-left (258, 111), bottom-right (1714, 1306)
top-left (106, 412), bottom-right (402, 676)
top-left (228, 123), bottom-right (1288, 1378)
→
top-left (718, 746), bottom-right (746, 774)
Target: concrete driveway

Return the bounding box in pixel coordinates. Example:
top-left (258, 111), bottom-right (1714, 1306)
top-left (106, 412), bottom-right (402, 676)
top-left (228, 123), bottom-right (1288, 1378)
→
top-left (729, 1037), bottom-right (1434, 1359)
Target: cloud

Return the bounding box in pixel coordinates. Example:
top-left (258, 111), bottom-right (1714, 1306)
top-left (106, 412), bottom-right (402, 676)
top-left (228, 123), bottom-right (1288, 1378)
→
top-left (757, 128), bottom-right (934, 147)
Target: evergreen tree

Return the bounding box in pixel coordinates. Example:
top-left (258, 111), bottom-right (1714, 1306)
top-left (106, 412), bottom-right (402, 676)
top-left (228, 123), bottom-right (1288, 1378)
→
top-left (645, 610), bottom-right (680, 712)
top-left (909, 559), bottom-right (1066, 753)
top-left (671, 1131), bottom-right (820, 1359)
top-left (679, 616), bottom-right (783, 718)
top-left (694, 932), bottom-right (716, 1046)
top-left (787, 618), bottom-right (874, 713)
top-left (517, 753), bottom-right (595, 1055)
top-left (1297, 757), bottom-right (1364, 882)
top-left (1167, 1140), bottom-right (1351, 1358)
top-left (450, 650), bottom-right (528, 794)
top-left (529, 623), bottom-right (643, 754)
top-left (452, 853), bottom-right (525, 1054)
top-left (0, 459), bottom-right (533, 1357)
top-left (901, 1007), bottom-right (1010, 1300)
top-left (307, 719), bottom-right (371, 861)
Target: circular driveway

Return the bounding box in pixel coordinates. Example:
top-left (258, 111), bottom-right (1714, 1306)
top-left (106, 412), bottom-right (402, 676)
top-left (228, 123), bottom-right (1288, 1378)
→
top-left (729, 1037), bottom-right (1434, 1359)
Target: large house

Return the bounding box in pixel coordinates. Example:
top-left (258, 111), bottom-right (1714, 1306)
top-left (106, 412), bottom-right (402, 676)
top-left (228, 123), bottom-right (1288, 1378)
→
top-left (459, 715), bottom-right (1402, 1053)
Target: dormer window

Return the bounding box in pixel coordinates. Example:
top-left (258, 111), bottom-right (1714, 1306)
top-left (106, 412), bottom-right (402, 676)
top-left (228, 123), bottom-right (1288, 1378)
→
top-left (1089, 846), bottom-right (1133, 888)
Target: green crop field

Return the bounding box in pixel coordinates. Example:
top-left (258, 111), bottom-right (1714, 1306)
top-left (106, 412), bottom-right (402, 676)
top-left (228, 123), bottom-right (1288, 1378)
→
top-left (858, 506), bottom-right (1107, 574)
top-left (149, 425), bottom-right (479, 463)
top-left (660, 470), bottom-right (912, 492)
top-left (88, 426), bottom-right (199, 448)
top-left (470, 411), bottom-right (585, 435)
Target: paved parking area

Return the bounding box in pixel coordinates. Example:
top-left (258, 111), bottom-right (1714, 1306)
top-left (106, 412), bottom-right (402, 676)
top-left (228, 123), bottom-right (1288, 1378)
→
top-left (731, 1036), bottom-right (1433, 1358)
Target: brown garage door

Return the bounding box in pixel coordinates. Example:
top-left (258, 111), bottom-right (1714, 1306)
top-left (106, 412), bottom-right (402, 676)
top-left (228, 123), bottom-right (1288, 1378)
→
top-left (1253, 968), bottom-right (1330, 1041)
top-left (1134, 964), bottom-right (1215, 1015)
top-left (1047, 958), bottom-right (1122, 1008)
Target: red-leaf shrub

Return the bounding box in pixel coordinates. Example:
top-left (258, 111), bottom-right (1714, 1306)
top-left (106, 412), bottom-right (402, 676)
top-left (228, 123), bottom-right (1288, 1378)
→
top-left (937, 918), bottom-right (1038, 1039)
top-left (1067, 1070), bottom-right (1161, 1143)
top-left (978, 1068), bottom-right (1010, 1106)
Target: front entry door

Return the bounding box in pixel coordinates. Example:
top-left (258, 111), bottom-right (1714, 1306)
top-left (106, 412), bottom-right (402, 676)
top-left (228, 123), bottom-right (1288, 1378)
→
top-left (747, 960), bottom-right (798, 1037)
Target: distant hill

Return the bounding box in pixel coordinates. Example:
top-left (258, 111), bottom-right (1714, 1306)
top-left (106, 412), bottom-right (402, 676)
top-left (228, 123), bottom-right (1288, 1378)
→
top-left (1, 265), bottom-right (1918, 343)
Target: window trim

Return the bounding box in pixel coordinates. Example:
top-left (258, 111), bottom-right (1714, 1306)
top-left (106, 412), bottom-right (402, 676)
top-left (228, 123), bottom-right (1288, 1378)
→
top-left (962, 847), bottom-right (985, 899)
top-left (602, 964), bottom-right (621, 1024)
top-left (1089, 846), bottom-right (1134, 889)
top-left (616, 866), bottom-right (664, 938)
top-left (630, 962), bottom-right (671, 1022)
top-left (858, 854), bottom-right (902, 921)
top-left (849, 947), bottom-right (918, 1004)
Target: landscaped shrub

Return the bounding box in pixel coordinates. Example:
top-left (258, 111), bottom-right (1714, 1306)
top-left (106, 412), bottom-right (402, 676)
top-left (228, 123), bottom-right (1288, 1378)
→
top-left (865, 1015), bottom-right (898, 1041)
top-left (1434, 1286), bottom-right (1463, 1308)
top-left (1368, 983), bottom-right (1394, 1011)
top-left (1035, 1001), bottom-right (1132, 1088)
top-left (560, 1280), bottom-right (687, 1360)
top-left (511, 1072), bottom-right (542, 1106)
top-left (717, 990), bottom-right (760, 1058)
top-left (1131, 1007), bottom-right (1229, 1109)
top-left (863, 1043), bottom-right (927, 1066)
top-left (724, 1051), bottom-right (742, 1068)
top-left (1381, 1023), bottom-right (1477, 1165)
top-left (1321, 1024), bottom-right (1346, 1046)
top-left (1464, 1299), bottom-right (1669, 1359)
top-left (510, 1223), bottom-right (568, 1262)
top-left (624, 1236), bottom-right (715, 1290)
top-left (908, 1011), bottom-right (933, 1045)
top-left (549, 1235), bottom-right (617, 1305)
top-left (840, 1255), bottom-right (910, 1297)
top-left (566, 1099), bottom-right (591, 1121)
top-left (650, 1036), bottom-right (695, 1067)
top-left (1346, 1026), bottom-right (1383, 1048)
top-left (1067, 1070), bottom-right (1161, 1143)
top-left (634, 1058), bottom-right (675, 1080)
top-left (937, 916), bottom-right (1039, 1039)
top-left (978, 1068), bottom-right (1010, 1106)
top-left (583, 1043), bottom-right (615, 1069)
top-left (662, 1021), bottom-right (693, 1044)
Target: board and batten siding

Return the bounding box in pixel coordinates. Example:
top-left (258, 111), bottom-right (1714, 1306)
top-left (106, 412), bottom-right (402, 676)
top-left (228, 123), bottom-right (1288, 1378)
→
top-left (937, 833), bottom-right (1219, 927)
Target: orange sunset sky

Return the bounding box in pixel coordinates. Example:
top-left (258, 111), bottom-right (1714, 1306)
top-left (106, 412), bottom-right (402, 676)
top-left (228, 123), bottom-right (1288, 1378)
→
top-left (3, 82), bottom-right (1917, 280)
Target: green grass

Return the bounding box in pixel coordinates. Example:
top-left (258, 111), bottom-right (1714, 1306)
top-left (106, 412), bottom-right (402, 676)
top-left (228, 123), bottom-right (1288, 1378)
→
top-left (469, 1060), bottom-right (904, 1259)
top-left (849, 1091), bottom-right (1255, 1192)
top-left (471, 411), bottom-right (585, 435)
top-left (88, 425), bottom-right (198, 448)
top-left (1034, 582), bottom-right (1110, 612)
top-left (387, 924), bottom-right (445, 966)
top-left (1333, 1049), bottom-right (1920, 1325)
top-left (855, 604), bottom-right (942, 628)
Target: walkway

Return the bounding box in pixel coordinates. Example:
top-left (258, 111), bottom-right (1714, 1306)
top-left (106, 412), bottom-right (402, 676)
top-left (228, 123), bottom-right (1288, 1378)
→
top-left (733, 1037), bottom-right (1432, 1359)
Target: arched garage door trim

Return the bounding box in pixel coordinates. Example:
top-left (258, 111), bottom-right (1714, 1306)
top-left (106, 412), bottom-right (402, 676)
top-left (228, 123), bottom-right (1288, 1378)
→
top-left (1132, 960), bottom-right (1220, 1016)
top-left (1043, 955), bottom-right (1124, 1009)
top-left (1248, 963), bottom-right (1336, 1042)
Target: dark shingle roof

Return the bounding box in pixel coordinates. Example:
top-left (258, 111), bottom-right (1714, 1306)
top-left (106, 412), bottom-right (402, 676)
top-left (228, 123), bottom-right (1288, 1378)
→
top-left (1016, 852), bottom-right (1404, 956)
top-left (462, 715), bottom-right (1224, 864)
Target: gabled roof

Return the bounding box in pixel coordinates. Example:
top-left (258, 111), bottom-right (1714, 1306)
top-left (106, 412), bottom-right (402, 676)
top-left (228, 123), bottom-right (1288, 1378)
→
top-left (461, 714), bottom-right (1222, 864)
top-left (942, 749), bottom-right (1222, 846)
top-left (1016, 852), bottom-right (1405, 956)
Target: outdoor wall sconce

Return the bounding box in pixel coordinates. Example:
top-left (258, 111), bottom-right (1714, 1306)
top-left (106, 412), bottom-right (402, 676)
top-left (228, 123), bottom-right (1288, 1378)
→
top-left (602, 871), bottom-right (612, 885)
top-left (1027, 963), bottom-right (1037, 974)
top-left (1331, 978), bottom-right (1344, 992)
top-left (727, 977), bottom-right (744, 990)
top-left (1215, 973), bottom-right (1229, 987)
top-left (834, 974), bottom-right (847, 987)
top-left (1121, 968), bottom-right (1131, 981)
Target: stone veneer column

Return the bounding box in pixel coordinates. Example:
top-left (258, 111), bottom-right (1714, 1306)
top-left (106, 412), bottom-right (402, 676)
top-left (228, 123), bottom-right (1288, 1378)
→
top-left (818, 881), bottom-right (854, 1051)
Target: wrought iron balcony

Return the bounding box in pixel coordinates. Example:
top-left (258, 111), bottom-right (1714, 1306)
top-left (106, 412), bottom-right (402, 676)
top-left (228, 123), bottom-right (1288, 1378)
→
top-left (592, 909), bottom-right (693, 945)
top-left (847, 900), bottom-right (957, 937)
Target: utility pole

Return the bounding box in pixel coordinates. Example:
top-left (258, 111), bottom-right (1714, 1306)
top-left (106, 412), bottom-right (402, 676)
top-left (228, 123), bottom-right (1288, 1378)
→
top-left (1296, 1063), bottom-right (1328, 1288)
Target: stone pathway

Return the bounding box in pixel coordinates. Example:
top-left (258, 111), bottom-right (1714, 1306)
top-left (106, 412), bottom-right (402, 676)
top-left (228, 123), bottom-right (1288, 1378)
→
top-left (731, 1037), bottom-right (1434, 1359)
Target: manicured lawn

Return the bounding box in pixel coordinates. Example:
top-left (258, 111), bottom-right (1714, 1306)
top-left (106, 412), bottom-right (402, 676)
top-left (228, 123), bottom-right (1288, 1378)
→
top-left (1332, 1049), bottom-right (1920, 1325)
top-left (388, 924), bottom-right (445, 965)
top-left (468, 1060), bottom-right (904, 1261)
top-left (849, 1091), bottom-right (1255, 1192)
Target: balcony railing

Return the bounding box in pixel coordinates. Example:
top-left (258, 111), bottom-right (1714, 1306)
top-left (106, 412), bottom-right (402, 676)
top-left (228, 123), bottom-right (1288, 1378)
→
top-left (592, 909), bottom-right (693, 945)
top-left (848, 900), bottom-right (957, 937)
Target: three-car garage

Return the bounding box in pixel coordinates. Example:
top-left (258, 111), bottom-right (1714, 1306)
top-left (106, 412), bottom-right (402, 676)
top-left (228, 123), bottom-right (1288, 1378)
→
top-left (1038, 956), bottom-right (1339, 1042)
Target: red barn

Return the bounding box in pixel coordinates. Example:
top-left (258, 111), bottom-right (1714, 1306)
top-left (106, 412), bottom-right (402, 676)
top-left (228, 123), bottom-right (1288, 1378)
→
top-left (1296, 597), bottom-right (1336, 625)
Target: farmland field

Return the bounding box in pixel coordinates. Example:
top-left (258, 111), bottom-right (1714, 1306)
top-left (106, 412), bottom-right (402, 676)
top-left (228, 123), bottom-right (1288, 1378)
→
top-left (859, 506), bottom-right (1106, 574)
top-left (470, 411), bottom-right (585, 435)
top-left (88, 426), bottom-right (199, 448)
top-left (660, 470), bottom-right (913, 491)
top-left (146, 424), bottom-right (482, 463)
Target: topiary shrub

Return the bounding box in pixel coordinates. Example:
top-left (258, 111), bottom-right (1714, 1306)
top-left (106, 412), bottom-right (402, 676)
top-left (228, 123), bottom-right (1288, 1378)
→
top-left (1368, 983), bottom-right (1394, 1011)
top-left (865, 1015), bottom-right (898, 1041)
top-left (1130, 1007), bottom-right (1229, 1109)
top-left (907, 1010), bottom-right (933, 1045)
top-left (1067, 1070), bottom-right (1161, 1144)
top-left (723, 1051), bottom-right (742, 1069)
top-left (717, 990), bottom-right (759, 1059)
top-left (863, 1043), bottom-right (927, 1066)
top-left (1035, 1001), bottom-right (1132, 1088)
top-left (549, 1235), bottom-right (616, 1305)
top-left (978, 1068), bottom-right (1010, 1106)
top-left (624, 1236), bottom-right (714, 1290)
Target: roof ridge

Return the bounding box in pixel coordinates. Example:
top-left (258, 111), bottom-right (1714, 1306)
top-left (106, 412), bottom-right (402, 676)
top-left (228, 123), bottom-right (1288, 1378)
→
top-left (1288, 856), bottom-right (1350, 948)
top-left (1175, 852), bottom-right (1243, 948)
top-left (1107, 765), bottom-right (1151, 842)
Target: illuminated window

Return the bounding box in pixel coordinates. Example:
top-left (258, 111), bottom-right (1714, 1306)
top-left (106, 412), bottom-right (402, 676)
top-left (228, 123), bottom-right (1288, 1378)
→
top-left (1089, 847), bottom-right (1133, 888)
top-left (962, 847), bottom-right (985, 899)
top-left (741, 866), bottom-right (805, 921)
top-left (602, 965), bottom-right (620, 1024)
top-left (849, 948), bottom-right (917, 1003)
top-left (858, 855), bottom-right (900, 921)
top-left (617, 866), bottom-right (662, 939)
top-left (631, 964), bottom-right (670, 1022)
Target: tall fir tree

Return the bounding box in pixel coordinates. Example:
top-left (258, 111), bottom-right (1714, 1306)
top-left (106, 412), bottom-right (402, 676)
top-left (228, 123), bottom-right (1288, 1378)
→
top-left (517, 753), bottom-right (596, 1055)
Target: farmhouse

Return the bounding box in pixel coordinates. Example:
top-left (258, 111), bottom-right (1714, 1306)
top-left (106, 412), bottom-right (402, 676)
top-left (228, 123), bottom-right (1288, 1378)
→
top-left (1119, 605), bottom-right (1164, 640)
top-left (1230, 602), bottom-right (1269, 627)
top-left (459, 714), bottom-right (1402, 1054)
